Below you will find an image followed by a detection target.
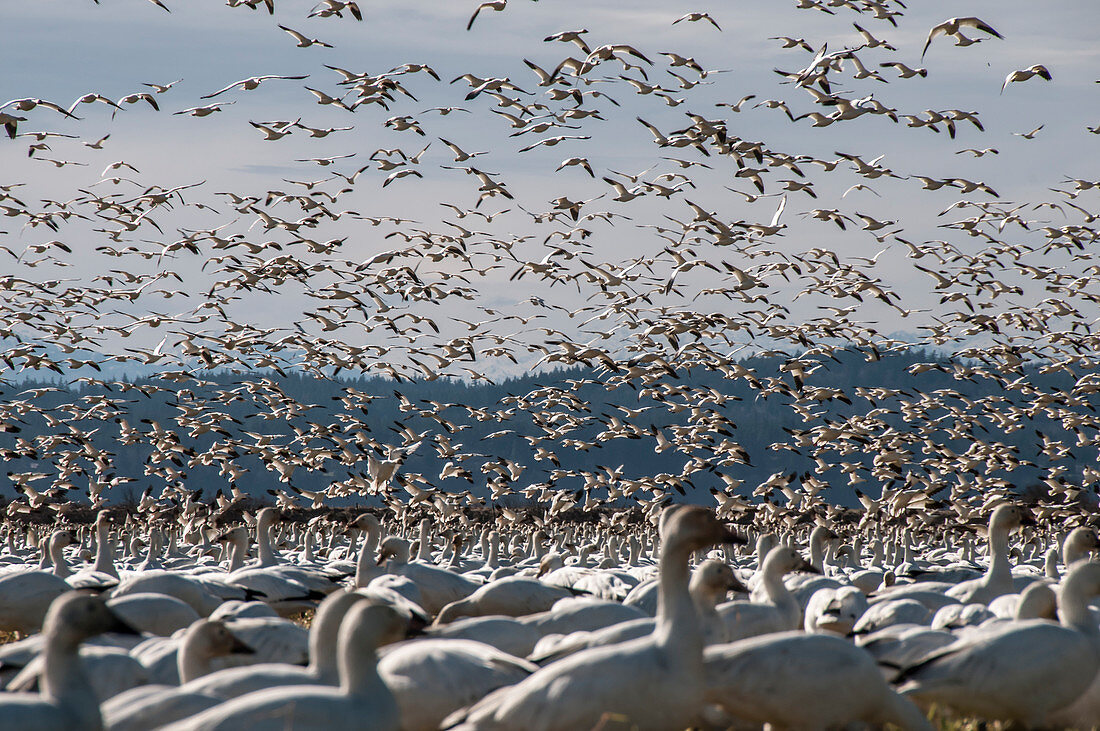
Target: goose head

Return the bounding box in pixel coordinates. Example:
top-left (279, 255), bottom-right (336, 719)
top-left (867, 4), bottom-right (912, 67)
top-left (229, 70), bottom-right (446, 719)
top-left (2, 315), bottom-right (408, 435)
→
top-left (658, 505), bottom-right (743, 554)
top-left (216, 526), bottom-right (249, 551)
top-left (1064, 527), bottom-right (1100, 565)
top-left (348, 513), bottom-right (381, 533)
top-left (184, 618), bottom-right (255, 659)
top-left (692, 559), bottom-right (746, 602)
top-left (764, 545), bottom-right (819, 575)
top-left (44, 592), bottom-right (139, 648)
top-left (988, 504), bottom-right (1036, 534)
top-left (376, 537), bottom-right (410, 566)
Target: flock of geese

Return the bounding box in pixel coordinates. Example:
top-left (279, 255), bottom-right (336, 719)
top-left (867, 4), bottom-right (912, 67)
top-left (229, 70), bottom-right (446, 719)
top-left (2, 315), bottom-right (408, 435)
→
top-left (0, 502), bottom-right (1100, 728)
top-left (2, 0), bottom-right (1100, 727)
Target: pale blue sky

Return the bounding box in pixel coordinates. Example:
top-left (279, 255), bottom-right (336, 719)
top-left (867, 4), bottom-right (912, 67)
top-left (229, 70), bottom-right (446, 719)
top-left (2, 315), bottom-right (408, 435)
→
top-left (2, 0), bottom-right (1099, 378)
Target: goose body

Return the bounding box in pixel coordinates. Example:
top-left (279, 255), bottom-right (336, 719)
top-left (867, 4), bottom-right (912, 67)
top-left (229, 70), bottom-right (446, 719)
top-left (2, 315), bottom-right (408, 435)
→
top-left (0, 592), bottom-right (138, 731)
top-left (705, 631), bottom-right (933, 730)
top-left (446, 506), bottom-right (740, 731)
top-left (897, 561), bottom-right (1100, 725)
top-left (163, 602), bottom-right (403, 731)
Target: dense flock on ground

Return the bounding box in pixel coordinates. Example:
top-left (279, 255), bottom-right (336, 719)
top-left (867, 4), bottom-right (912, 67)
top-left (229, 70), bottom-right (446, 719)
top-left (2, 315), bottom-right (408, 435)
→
top-left (2, 0), bottom-right (1100, 727)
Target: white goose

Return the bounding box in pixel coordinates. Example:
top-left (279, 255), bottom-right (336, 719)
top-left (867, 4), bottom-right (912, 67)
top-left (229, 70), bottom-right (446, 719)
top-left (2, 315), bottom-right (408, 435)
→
top-left (897, 560), bottom-right (1100, 725)
top-left (705, 630), bottom-right (933, 729)
top-left (528, 559), bottom-right (742, 664)
top-left (379, 638), bottom-right (537, 731)
top-left (101, 619), bottom-right (255, 731)
top-left (945, 504), bottom-right (1036, 604)
top-left (445, 505), bottom-right (741, 731)
top-left (434, 575), bottom-right (576, 624)
top-left (0, 591), bottom-right (138, 730)
top-left (719, 545), bottom-right (816, 641)
top-left (0, 531), bottom-right (74, 634)
top-left (377, 536), bottom-right (483, 616)
top-left (163, 602), bottom-right (404, 731)
top-left (178, 590), bottom-right (374, 700)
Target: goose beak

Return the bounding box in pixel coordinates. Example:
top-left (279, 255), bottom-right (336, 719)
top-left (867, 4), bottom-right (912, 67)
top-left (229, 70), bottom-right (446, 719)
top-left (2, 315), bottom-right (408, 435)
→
top-left (230, 635), bottom-right (256, 655)
top-left (107, 610), bottom-right (141, 637)
top-left (799, 559), bottom-right (821, 574)
top-left (1019, 510), bottom-right (1038, 527)
top-left (728, 576), bottom-right (749, 593)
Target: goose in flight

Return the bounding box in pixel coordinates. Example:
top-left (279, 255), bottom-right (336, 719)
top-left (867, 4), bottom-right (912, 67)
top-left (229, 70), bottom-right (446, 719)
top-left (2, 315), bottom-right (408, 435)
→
top-left (1001, 64), bottom-right (1052, 93)
top-left (672, 12), bottom-right (721, 30)
top-left (922, 16), bottom-right (1003, 59)
top-left (200, 75), bottom-right (309, 99)
top-left (277, 25), bottom-right (334, 48)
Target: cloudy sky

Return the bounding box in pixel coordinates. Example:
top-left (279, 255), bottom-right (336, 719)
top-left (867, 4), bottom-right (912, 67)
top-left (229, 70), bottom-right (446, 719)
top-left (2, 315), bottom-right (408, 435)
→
top-left (2, 0), bottom-right (1099, 379)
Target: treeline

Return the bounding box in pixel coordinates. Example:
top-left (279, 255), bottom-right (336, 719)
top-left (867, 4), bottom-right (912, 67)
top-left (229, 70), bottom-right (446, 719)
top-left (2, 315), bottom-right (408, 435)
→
top-left (0, 347), bottom-right (1094, 509)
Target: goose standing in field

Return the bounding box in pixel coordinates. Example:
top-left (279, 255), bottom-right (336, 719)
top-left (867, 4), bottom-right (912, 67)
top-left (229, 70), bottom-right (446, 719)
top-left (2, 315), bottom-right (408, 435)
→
top-left (101, 619), bottom-right (255, 731)
top-left (377, 536), bottom-right (483, 615)
top-left (178, 590), bottom-right (384, 700)
top-left (528, 559), bottom-right (743, 664)
top-left (704, 631), bottom-right (933, 730)
top-left (945, 504), bottom-right (1036, 604)
top-left (444, 505), bottom-right (741, 731)
top-left (896, 560), bottom-right (1100, 725)
top-left (719, 545), bottom-right (817, 641)
top-left (164, 601), bottom-right (404, 731)
top-left (380, 638), bottom-right (537, 731)
top-left (0, 591), bottom-right (138, 730)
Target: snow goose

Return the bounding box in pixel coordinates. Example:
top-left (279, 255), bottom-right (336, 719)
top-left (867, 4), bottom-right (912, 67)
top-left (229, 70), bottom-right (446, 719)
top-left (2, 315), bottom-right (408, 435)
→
top-left (444, 505), bottom-right (742, 731)
top-left (178, 590), bottom-right (366, 700)
top-left (0, 592), bottom-right (138, 730)
top-left (704, 631), bottom-right (933, 730)
top-left (852, 597), bottom-right (932, 635)
top-left (897, 560), bottom-right (1100, 725)
top-left (101, 619), bottom-right (255, 730)
top-left (804, 584), bottom-right (869, 634)
top-left (380, 638), bottom-right (537, 731)
top-left (1063, 526), bottom-right (1100, 567)
top-left (377, 536), bottom-right (483, 615)
top-left (163, 601), bottom-right (404, 731)
top-left (349, 513), bottom-right (384, 588)
top-left (110, 570), bottom-right (248, 616)
top-left (719, 544), bottom-right (816, 641)
top-left (428, 615), bottom-right (544, 658)
top-left (528, 559), bottom-right (742, 664)
top-left (0, 552), bottom-right (73, 634)
top-left (67, 513), bottom-right (120, 590)
top-left (435, 576), bottom-right (576, 624)
top-left (945, 503), bottom-right (1035, 604)
top-left (106, 593), bottom-right (201, 636)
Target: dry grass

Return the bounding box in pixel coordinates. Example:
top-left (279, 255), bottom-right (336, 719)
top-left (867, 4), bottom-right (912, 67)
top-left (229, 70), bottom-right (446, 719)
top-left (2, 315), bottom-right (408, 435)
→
top-left (289, 609), bottom-right (314, 629)
top-left (0, 630), bottom-right (21, 646)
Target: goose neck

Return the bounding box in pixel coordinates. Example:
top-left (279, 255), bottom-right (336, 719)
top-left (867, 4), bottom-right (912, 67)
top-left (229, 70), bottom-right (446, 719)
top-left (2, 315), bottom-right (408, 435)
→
top-left (1059, 568), bottom-right (1100, 636)
top-left (178, 626), bottom-right (214, 683)
top-left (986, 522), bottom-right (1013, 583)
top-left (92, 525), bottom-right (117, 578)
top-left (761, 559), bottom-right (793, 606)
top-left (42, 631), bottom-right (100, 729)
top-left (256, 518), bottom-right (278, 567)
top-left (49, 537), bottom-right (71, 578)
top-left (655, 539), bottom-right (701, 653)
top-left (227, 533), bottom-right (246, 573)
